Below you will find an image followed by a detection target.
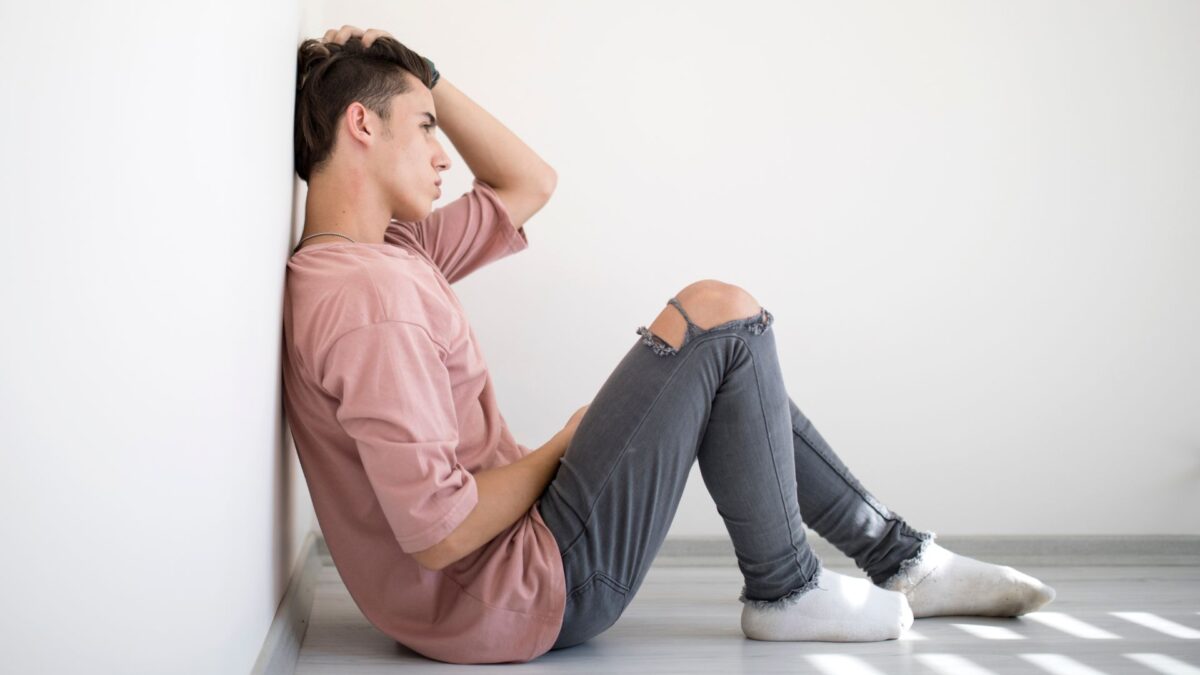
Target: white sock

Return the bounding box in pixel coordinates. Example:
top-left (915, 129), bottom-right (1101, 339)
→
top-left (881, 541), bottom-right (1056, 617)
top-left (740, 567), bottom-right (913, 642)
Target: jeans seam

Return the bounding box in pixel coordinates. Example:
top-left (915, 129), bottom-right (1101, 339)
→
top-left (559, 329), bottom-right (768, 559)
top-left (744, 339), bottom-right (814, 590)
top-left (791, 421), bottom-right (896, 523)
top-left (596, 571), bottom-right (630, 594)
top-left (568, 570), bottom-right (631, 599)
top-left (557, 342), bottom-right (702, 558)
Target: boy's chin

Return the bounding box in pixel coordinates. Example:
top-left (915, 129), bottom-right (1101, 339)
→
top-left (391, 204), bottom-right (433, 224)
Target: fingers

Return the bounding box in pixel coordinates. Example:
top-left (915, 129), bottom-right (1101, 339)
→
top-left (335, 24), bottom-right (364, 44)
top-left (361, 28), bottom-right (393, 48)
top-left (321, 25), bottom-right (393, 49)
top-left (322, 25), bottom-right (368, 46)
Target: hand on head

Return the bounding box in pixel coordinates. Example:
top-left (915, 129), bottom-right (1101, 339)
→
top-left (322, 24), bottom-right (394, 49)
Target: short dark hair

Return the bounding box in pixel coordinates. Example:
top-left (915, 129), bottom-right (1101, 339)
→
top-left (294, 36), bottom-right (436, 182)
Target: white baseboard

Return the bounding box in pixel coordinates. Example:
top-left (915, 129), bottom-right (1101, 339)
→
top-left (251, 531), bottom-right (323, 675)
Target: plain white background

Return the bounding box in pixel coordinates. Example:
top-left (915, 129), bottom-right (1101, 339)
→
top-left (1, 1), bottom-right (1196, 673)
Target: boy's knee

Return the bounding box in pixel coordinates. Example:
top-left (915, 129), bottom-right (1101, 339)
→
top-left (674, 280), bottom-right (761, 330)
top-left (644, 280), bottom-right (761, 352)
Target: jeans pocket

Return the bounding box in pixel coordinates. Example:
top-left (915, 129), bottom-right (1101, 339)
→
top-left (552, 571), bottom-right (629, 650)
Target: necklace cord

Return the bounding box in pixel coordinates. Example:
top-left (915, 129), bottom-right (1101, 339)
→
top-left (292, 231), bottom-right (357, 254)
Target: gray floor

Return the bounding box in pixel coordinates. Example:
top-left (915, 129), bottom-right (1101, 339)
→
top-left (296, 540), bottom-right (1200, 674)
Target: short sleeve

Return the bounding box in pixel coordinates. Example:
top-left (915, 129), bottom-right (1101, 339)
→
top-left (384, 177), bottom-right (529, 284)
top-left (319, 321), bottom-right (479, 554)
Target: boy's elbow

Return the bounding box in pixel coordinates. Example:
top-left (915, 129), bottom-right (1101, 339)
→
top-left (538, 166), bottom-right (557, 197)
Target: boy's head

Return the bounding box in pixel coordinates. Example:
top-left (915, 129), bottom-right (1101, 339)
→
top-left (294, 36), bottom-right (451, 222)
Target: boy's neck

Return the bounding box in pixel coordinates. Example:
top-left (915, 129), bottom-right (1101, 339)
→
top-left (300, 171), bottom-right (390, 249)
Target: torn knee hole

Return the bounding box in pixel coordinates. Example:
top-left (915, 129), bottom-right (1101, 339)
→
top-left (636, 326), bottom-right (679, 356)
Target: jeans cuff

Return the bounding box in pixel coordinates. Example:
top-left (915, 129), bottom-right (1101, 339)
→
top-left (878, 529), bottom-right (938, 593)
top-left (738, 565), bottom-right (826, 612)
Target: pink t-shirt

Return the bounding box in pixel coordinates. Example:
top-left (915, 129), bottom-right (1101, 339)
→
top-left (282, 178), bottom-right (565, 664)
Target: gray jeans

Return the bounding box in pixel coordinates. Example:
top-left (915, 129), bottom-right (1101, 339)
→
top-left (535, 297), bottom-right (934, 651)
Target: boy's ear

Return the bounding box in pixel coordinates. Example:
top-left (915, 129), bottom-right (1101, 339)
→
top-left (344, 103), bottom-right (374, 144)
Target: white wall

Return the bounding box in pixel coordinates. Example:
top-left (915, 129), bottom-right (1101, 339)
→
top-left (0, 1), bottom-right (1196, 673)
top-left (328, 0), bottom-right (1199, 536)
top-left (0, 1), bottom-right (314, 674)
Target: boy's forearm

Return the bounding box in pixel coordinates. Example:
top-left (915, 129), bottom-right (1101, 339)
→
top-left (431, 78), bottom-right (556, 193)
top-left (441, 433), bottom-right (568, 567)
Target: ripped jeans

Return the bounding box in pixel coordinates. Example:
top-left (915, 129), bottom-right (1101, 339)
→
top-left (534, 296), bottom-right (935, 651)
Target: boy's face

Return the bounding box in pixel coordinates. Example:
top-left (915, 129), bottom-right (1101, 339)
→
top-left (366, 73), bottom-right (451, 223)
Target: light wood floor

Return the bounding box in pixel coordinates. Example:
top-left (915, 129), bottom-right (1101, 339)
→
top-left (296, 544), bottom-right (1200, 674)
